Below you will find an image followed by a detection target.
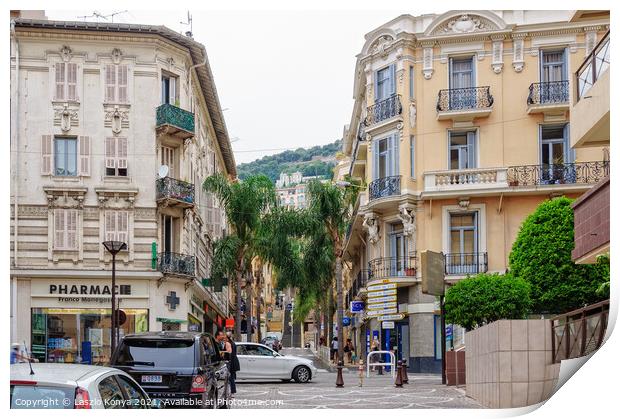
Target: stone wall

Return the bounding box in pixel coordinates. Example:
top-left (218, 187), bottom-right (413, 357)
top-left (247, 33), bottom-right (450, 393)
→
top-left (465, 319), bottom-right (560, 408)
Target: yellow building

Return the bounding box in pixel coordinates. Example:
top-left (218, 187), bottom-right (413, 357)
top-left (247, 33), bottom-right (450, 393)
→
top-left (340, 10), bottom-right (609, 373)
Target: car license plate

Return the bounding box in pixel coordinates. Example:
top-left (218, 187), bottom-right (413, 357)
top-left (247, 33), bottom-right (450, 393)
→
top-left (142, 375), bottom-right (162, 383)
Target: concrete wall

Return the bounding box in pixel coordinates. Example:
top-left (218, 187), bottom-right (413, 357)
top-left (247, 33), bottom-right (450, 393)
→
top-left (465, 320), bottom-right (560, 408)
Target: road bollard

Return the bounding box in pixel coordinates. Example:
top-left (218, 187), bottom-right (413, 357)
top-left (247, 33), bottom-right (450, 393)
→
top-left (394, 360), bottom-right (403, 388)
top-left (402, 359), bottom-right (409, 384)
top-left (336, 360), bottom-right (344, 388)
top-left (358, 360), bottom-right (364, 387)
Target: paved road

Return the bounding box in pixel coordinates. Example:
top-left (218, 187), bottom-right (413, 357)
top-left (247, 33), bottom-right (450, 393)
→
top-left (232, 348), bottom-right (483, 409)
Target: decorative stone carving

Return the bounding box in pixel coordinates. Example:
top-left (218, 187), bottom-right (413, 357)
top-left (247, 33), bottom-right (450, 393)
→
top-left (167, 57), bottom-right (175, 69)
top-left (491, 41), bottom-right (504, 74)
top-left (396, 122), bottom-right (404, 141)
top-left (423, 47), bottom-right (434, 80)
top-left (60, 45), bottom-right (72, 62)
top-left (111, 48), bottom-right (123, 64)
top-left (53, 103), bottom-right (79, 132)
top-left (104, 104), bottom-right (130, 133)
top-left (43, 187), bottom-right (87, 209)
top-left (398, 204), bottom-right (416, 238)
top-left (512, 37), bottom-right (525, 72)
top-left (362, 213), bottom-right (380, 245)
top-left (369, 35), bottom-right (394, 57)
top-left (432, 14), bottom-right (497, 36)
top-left (95, 188), bottom-right (138, 209)
top-left (458, 197), bottom-right (470, 209)
top-left (585, 31), bottom-right (597, 56)
top-left (409, 103), bottom-right (417, 129)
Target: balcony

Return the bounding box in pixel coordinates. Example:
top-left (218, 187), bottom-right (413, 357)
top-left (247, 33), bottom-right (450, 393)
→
top-left (364, 95), bottom-right (402, 127)
top-left (158, 252), bottom-right (196, 277)
top-left (424, 168), bottom-right (508, 195)
top-left (571, 31), bottom-right (610, 148)
top-left (368, 254), bottom-right (417, 282)
top-left (445, 252), bottom-right (488, 276)
top-left (156, 177), bottom-right (195, 209)
top-left (346, 270), bottom-right (370, 308)
top-left (506, 161), bottom-right (609, 187)
top-left (369, 175), bottom-right (401, 201)
top-left (436, 87), bottom-right (493, 122)
top-left (526, 81), bottom-right (569, 117)
top-left (155, 103), bottom-right (195, 140)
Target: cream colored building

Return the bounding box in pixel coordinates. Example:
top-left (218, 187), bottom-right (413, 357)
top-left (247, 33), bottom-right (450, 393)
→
top-left (340, 10), bottom-right (609, 373)
top-left (10, 15), bottom-right (236, 363)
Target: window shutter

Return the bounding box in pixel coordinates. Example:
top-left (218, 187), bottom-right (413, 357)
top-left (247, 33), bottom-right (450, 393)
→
top-left (372, 140), bottom-right (379, 180)
top-left (467, 132), bottom-right (476, 168)
top-left (66, 210), bottom-right (78, 250)
top-left (105, 64), bottom-right (116, 102)
top-left (54, 209), bottom-right (65, 249)
top-left (390, 64), bottom-right (396, 96)
top-left (67, 63), bottom-right (78, 101)
top-left (79, 136), bottom-right (90, 176)
top-left (41, 135), bottom-right (52, 175)
top-left (105, 137), bottom-right (117, 170)
top-left (117, 211), bottom-right (128, 243)
top-left (374, 70), bottom-right (380, 102)
top-left (117, 137), bottom-right (128, 169)
top-left (55, 63), bottom-right (65, 100)
top-left (410, 136), bottom-right (415, 178)
top-left (390, 134), bottom-right (399, 176)
top-left (118, 65), bottom-right (128, 103)
top-left (105, 211), bottom-right (116, 241)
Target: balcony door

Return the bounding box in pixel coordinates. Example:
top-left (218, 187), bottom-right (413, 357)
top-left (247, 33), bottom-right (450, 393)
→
top-left (375, 65), bottom-right (395, 102)
top-left (449, 57), bottom-right (475, 109)
top-left (540, 124), bottom-right (573, 183)
top-left (161, 146), bottom-right (177, 178)
top-left (448, 212), bottom-right (479, 275)
top-left (540, 50), bottom-right (567, 103)
top-left (161, 215), bottom-right (180, 254)
top-left (389, 225), bottom-right (408, 277)
top-left (161, 73), bottom-right (177, 105)
top-left (449, 131), bottom-right (476, 170)
top-left (373, 135), bottom-right (399, 180)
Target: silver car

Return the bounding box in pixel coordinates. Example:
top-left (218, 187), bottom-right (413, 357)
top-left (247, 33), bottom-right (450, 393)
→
top-left (236, 343), bottom-right (317, 383)
top-left (10, 363), bottom-right (154, 409)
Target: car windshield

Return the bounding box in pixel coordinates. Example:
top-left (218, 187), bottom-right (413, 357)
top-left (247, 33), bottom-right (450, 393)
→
top-left (115, 339), bottom-right (195, 368)
top-left (11, 385), bottom-right (75, 409)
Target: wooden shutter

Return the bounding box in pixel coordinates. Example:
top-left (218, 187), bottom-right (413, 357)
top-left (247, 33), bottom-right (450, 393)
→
top-left (66, 210), bottom-right (78, 250)
top-left (117, 211), bottom-right (128, 243)
top-left (79, 136), bottom-right (90, 176)
top-left (54, 209), bottom-right (65, 249)
top-left (105, 64), bottom-right (116, 102)
top-left (104, 211), bottom-right (116, 241)
top-left (105, 137), bottom-right (116, 171)
top-left (67, 63), bottom-right (78, 101)
top-left (117, 65), bottom-right (128, 103)
top-left (372, 140), bottom-right (379, 180)
top-left (41, 135), bottom-right (52, 175)
top-left (55, 63), bottom-right (65, 100)
top-left (117, 137), bottom-right (128, 170)
top-left (467, 132), bottom-right (476, 168)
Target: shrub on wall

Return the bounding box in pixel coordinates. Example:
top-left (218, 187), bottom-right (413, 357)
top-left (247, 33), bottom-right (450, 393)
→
top-left (509, 197), bottom-right (609, 314)
top-left (444, 273), bottom-right (531, 331)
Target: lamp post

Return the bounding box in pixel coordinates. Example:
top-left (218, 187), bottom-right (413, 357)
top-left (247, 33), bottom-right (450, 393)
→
top-left (103, 240), bottom-right (128, 357)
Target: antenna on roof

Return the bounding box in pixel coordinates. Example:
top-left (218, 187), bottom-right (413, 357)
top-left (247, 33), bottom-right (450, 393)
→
top-left (180, 11), bottom-right (193, 38)
top-left (106, 10), bottom-right (128, 23)
top-left (77, 10), bottom-right (127, 23)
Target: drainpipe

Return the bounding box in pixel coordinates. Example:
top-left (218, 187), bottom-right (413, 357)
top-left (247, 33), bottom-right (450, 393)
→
top-left (10, 19), bottom-right (20, 343)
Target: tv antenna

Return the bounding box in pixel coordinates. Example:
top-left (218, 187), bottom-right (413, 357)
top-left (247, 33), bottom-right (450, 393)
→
top-left (77, 10), bottom-right (128, 23)
top-left (180, 11), bottom-right (193, 38)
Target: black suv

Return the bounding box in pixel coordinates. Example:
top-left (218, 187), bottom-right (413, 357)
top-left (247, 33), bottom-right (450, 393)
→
top-left (110, 332), bottom-right (230, 409)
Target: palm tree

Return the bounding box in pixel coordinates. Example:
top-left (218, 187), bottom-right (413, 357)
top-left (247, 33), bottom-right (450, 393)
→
top-left (204, 174), bottom-right (276, 340)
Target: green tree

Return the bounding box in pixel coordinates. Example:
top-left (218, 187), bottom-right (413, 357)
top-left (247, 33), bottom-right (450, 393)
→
top-left (509, 197), bottom-right (608, 314)
top-left (444, 273), bottom-right (532, 330)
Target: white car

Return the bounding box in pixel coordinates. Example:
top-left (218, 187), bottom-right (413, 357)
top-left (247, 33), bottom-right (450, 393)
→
top-left (235, 343), bottom-right (317, 383)
top-left (10, 363), bottom-right (154, 409)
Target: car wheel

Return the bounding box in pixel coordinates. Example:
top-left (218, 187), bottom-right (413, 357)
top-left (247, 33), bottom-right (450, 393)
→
top-left (293, 366), bottom-right (311, 383)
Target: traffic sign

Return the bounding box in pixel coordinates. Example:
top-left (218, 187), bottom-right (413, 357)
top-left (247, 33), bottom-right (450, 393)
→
top-left (350, 301), bottom-right (365, 313)
top-left (367, 301), bottom-right (397, 310)
top-left (367, 283), bottom-right (397, 292)
top-left (368, 289), bottom-right (397, 298)
top-left (377, 313), bottom-right (406, 321)
top-left (368, 295), bottom-right (397, 304)
top-left (382, 321), bottom-right (395, 329)
top-left (343, 317), bottom-right (351, 326)
top-left (367, 307), bottom-right (398, 317)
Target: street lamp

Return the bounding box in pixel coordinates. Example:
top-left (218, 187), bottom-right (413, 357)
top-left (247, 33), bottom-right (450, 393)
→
top-left (103, 240), bottom-right (128, 357)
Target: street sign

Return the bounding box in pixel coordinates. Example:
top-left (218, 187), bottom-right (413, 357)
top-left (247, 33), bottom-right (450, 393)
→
top-left (350, 301), bottom-right (365, 313)
top-left (367, 283), bottom-right (397, 292)
top-left (382, 321), bottom-right (395, 329)
top-left (377, 313), bottom-right (406, 321)
top-left (367, 307), bottom-right (398, 317)
top-left (368, 295), bottom-right (397, 304)
top-left (343, 317), bottom-right (351, 326)
top-left (368, 289), bottom-right (397, 298)
top-left (367, 301), bottom-right (397, 310)
top-left (421, 250), bottom-right (446, 296)
top-left (446, 324), bottom-right (453, 339)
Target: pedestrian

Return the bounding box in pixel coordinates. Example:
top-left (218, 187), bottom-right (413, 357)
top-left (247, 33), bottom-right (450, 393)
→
top-left (370, 338), bottom-right (380, 371)
top-left (345, 339), bottom-right (354, 364)
top-left (330, 337), bottom-right (339, 364)
top-left (225, 330), bottom-right (240, 397)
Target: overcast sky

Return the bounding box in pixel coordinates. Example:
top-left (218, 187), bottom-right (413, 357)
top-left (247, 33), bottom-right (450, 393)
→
top-left (45, 9), bottom-right (418, 164)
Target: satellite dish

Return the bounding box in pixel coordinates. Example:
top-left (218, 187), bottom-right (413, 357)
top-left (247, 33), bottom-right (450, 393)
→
top-left (158, 165), bottom-right (169, 178)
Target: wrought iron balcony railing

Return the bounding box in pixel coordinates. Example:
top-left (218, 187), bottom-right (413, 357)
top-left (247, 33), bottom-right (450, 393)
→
top-left (551, 299), bottom-right (609, 363)
top-left (350, 269), bottom-right (369, 297)
top-left (445, 252), bottom-right (488, 276)
top-left (364, 95), bottom-right (403, 126)
top-left (506, 161), bottom-right (609, 187)
top-left (368, 255), bottom-right (416, 280)
top-left (577, 31), bottom-right (610, 101)
top-left (156, 176), bottom-right (195, 205)
top-left (369, 175), bottom-right (401, 201)
top-left (436, 86), bottom-right (493, 112)
top-left (158, 252), bottom-right (196, 277)
top-left (527, 81), bottom-right (569, 105)
top-left (156, 103), bottom-right (195, 136)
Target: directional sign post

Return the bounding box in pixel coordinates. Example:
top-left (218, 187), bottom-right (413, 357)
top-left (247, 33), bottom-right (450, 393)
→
top-left (382, 321), bottom-right (395, 329)
top-left (377, 313), bottom-right (406, 321)
top-left (366, 307), bottom-right (398, 317)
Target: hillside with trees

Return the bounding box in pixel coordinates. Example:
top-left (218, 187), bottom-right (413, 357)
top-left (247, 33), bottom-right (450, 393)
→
top-left (237, 140), bottom-right (341, 183)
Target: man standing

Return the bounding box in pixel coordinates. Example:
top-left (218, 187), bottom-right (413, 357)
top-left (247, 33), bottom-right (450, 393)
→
top-left (225, 330), bottom-right (240, 396)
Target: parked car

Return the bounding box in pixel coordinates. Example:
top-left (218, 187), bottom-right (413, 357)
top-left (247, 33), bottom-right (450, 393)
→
top-left (10, 363), bottom-right (154, 409)
top-left (236, 343), bottom-right (317, 383)
top-left (110, 332), bottom-right (230, 409)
